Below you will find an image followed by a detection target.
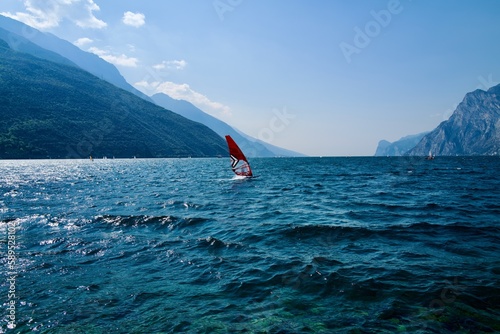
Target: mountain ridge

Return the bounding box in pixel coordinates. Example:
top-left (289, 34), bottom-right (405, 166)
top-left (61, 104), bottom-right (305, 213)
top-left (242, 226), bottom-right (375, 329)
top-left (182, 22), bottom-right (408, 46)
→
top-left (374, 132), bottom-right (429, 156)
top-left (407, 84), bottom-right (500, 156)
top-left (0, 39), bottom-right (227, 159)
top-left (151, 93), bottom-right (305, 157)
top-left (0, 14), bottom-right (151, 102)
top-left (0, 15), bottom-right (304, 158)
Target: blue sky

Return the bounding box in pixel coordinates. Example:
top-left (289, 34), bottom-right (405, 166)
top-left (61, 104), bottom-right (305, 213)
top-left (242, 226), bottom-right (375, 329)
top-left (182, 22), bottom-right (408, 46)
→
top-left (1, 0), bottom-right (499, 156)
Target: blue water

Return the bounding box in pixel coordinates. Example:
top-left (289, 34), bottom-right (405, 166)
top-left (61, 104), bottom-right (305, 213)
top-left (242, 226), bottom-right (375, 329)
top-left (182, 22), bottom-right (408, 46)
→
top-left (1, 157), bottom-right (499, 333)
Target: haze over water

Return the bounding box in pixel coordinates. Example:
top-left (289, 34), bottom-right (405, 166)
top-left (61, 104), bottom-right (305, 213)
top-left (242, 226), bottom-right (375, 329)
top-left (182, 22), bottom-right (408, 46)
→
top-left (1, 157), bottom-right (499, 333)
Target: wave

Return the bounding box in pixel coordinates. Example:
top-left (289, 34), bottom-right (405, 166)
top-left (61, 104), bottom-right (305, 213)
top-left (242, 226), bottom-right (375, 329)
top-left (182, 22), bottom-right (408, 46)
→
top-left (94, 215), bottom-right (212, 230)
top-left (196, 236), bottom-right (238, 250)
top-left (282, 221), bottom-right (500, 243)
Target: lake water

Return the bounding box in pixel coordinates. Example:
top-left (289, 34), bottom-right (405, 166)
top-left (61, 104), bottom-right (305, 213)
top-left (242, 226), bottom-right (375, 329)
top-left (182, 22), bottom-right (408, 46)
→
top-left (1, 157), bottom-right (499, 333)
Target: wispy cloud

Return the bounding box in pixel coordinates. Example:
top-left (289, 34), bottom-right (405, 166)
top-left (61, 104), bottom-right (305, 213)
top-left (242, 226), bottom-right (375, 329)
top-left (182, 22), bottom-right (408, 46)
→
top-left (136, 80), bottom-right (231, 117)
top-left (152, 60), bottom-right (187, 71)
top-left (88, 47), bottom-right (139, 67)
top-left (74, 37), bottom-right (93, 47)
top-left (1, 0), bottom-right (107, 30)
top-left (122, 11), bottom-right (145, 28)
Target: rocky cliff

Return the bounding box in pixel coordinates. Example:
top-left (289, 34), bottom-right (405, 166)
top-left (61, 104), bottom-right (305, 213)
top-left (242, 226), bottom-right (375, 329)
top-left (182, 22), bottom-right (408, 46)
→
top-left (407, 84), bottom-right (499, 156)
top-left (374, 132), bottom-right (428, 156)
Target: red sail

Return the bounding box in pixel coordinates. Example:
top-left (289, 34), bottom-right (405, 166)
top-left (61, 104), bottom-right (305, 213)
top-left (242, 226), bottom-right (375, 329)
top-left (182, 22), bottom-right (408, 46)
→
top-left (225, 135), bottom-right (253, 177)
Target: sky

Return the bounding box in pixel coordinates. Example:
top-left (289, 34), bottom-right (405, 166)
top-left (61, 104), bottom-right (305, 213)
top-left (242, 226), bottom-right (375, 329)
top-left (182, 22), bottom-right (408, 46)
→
top-left (1, 0), bottom-right (499, 156)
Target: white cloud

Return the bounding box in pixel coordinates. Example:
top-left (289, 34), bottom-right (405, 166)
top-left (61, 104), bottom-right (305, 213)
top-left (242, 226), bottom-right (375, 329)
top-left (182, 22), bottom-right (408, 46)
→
top-left (122, 11), bottom-right (145, 28)
top-left (88, 47), bottom-right (139, 67)
top-left (136, 80), bottom-right (231, 117)
top-left (135, 80), bottom-right (159, 90)
top-left (152, 60), bottom-right (187, 71)
top-left (1, 0), bottom-right (107, 30)
top-left (74, 37), bottom-right (93, 47)
top-left (75, 1), bottom-right (107, 29)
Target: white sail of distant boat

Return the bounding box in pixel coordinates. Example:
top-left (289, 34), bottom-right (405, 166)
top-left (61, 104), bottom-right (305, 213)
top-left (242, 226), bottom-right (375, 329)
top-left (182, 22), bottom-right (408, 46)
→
top-left (426, 150), bottom-right (434, 160)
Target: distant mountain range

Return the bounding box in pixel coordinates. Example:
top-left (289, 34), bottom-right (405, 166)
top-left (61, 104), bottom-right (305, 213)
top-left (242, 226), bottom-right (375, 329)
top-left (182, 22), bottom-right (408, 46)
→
top-left (151, 93), bottom-right (304, 157)
top-left (0, 15), bottom-right (151, 102)
top-left (0, 15), bottom-right (302, 159)
top-left (407, 84), bottom-right (500, 156)
top-left (374, 132), bottom-right (429, 156)
top-left (375, 84), bottom-right (500, 156)
top-left (0, 39), bottom-right (226, 158)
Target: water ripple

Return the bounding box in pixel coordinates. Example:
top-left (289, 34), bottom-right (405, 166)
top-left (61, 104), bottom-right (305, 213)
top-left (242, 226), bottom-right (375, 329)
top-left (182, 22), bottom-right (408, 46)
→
top-left (1, 157), bottom-right (499, 333)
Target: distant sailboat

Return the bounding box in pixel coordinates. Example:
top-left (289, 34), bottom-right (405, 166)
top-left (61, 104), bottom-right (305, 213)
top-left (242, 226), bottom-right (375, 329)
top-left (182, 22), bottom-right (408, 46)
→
top-left (426, 150), bottom-right (435, 160)
top-left (225, 135), bottom-right (253, 177)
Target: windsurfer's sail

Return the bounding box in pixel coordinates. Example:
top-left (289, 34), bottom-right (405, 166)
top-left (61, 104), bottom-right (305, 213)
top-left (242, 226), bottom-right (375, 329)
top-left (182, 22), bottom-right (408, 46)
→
top-left (225, 135), bottom-right (253, 177)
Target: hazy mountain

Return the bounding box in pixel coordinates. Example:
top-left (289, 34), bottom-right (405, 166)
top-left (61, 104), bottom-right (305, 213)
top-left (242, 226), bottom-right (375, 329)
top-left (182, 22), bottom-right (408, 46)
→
top-left (407, 84), bottom-right (500, 156)
top-left (0, 26), bottom-right (76, 67)
top-left (151, 93), bottom-right (305, 157)
top-left (0, 14), bottom-right (151, 102)
top-left (1, 15), bottom-right (304, 157)
top-left (374, 132), bottom-right (429, 156)
top-left (0, 39), bottom-right (227, 159)
top-left (234, 129), bottom-right (306, 157)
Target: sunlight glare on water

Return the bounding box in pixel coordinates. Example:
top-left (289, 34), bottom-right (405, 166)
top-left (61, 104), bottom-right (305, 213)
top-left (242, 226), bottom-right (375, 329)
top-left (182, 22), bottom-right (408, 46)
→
top-left (0, 157), bottom-right (499, 333)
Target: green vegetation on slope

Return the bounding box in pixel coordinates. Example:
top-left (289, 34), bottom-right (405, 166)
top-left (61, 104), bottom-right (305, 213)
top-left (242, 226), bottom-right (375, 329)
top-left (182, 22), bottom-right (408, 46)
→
top-left (0, 39), bottom-right (227, 159)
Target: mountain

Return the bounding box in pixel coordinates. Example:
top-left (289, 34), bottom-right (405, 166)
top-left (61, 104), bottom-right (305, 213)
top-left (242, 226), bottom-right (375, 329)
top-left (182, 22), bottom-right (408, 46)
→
top-left (151, 93), bottom-right (274, 157)
top-left (235, 129), bottom-right (307, 157)
top-left (0, 14), bottom-right (151, 102)
top-left (0, 26), bottom-right (76, 67)
top-left (151, 93), bottom-right (305, 157)
top-left (407, 84), bottom-right (500, 156)
top-left (0, 39), bottom-right (227, 159)
top-left (0, 16), bottom-right (304, 158)
top-left (374, 132), bottom-right (429, 156)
